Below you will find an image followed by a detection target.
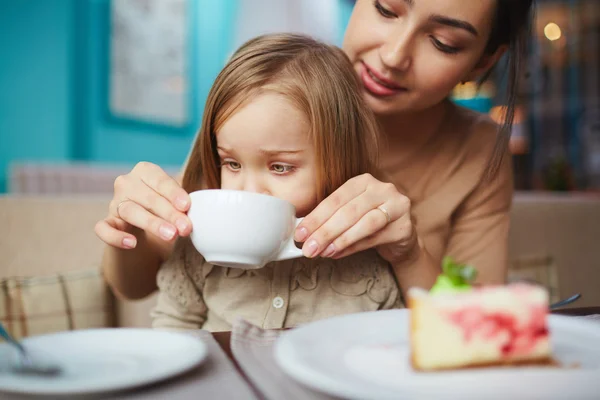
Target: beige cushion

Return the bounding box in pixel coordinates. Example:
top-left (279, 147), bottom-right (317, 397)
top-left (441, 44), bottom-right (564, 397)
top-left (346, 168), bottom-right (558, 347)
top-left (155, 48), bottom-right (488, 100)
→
top-left (0, 195), bottom-right (157, 329)
top-left (0, 268), bottom-right (115, 339)
top-left (0, 195), bottom-right (110, 276)
top-left (509, 193), bottom-right (600, 308)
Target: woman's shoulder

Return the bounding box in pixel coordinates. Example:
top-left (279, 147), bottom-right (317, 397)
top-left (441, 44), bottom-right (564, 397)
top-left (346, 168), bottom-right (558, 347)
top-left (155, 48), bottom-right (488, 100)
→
top-left (447, 103), bottom-right (513, 201)
top-left (419, 102), bottom-right (513, 201)
top-left (451, 103), bottom-right (501, 156)
top-left (443, 102), bottom-right (512, 183)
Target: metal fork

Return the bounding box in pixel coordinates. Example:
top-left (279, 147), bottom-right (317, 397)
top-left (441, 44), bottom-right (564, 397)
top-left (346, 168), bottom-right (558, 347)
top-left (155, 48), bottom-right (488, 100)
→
top-left (0, 322), bottom-right (61, 376)
top-left (550, 293), bottom-right (582, 310)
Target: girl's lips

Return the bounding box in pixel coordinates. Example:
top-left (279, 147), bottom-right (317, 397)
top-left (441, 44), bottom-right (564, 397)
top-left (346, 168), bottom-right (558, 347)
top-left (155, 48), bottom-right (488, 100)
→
top-left (360, 63), bottom-right (407, 97)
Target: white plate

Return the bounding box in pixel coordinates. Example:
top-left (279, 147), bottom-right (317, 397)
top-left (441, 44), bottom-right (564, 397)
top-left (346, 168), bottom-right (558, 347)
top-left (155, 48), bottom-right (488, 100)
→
top-left (0, 328), bottom-right (207, 396)
top-left (275, 310), bottom-right (600, 400)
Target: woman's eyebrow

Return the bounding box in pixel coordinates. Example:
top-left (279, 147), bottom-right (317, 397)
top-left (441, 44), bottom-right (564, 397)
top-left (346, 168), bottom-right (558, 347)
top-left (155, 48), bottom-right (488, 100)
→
top-left (429, 14), bottom-right (479, 36)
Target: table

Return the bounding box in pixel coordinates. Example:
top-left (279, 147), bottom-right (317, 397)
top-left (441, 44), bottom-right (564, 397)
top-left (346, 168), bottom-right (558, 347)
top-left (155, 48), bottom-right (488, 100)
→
top-left (4, 308), bottom-right (598, 400)
top-left (212, 307), bottom-right (600, 363)
top-left (3, 330), bottom-right (260, 400)
top-left (551, 307), bottom-right (600, 316)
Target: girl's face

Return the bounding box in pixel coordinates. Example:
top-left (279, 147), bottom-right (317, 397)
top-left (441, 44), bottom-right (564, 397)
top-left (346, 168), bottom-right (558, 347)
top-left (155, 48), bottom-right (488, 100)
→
top-left (343, 0), bottom-right (498, 115)
top-left (216, 93), bottom-right (319, 217)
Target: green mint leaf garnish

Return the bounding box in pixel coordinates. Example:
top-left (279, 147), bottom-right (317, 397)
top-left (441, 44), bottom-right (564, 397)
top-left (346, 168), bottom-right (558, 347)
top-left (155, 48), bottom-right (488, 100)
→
top-left (431, 256), bottom-right (478, 294)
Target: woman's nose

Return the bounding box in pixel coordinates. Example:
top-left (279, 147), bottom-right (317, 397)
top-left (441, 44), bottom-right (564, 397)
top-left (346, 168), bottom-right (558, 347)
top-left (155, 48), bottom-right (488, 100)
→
top-left (379, 28), bottom-right (413, 72)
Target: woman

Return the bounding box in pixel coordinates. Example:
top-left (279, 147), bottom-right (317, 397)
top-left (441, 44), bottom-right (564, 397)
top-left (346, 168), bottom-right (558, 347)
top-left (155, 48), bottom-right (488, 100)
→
top-left (96, 0), bottom-right (534, 300)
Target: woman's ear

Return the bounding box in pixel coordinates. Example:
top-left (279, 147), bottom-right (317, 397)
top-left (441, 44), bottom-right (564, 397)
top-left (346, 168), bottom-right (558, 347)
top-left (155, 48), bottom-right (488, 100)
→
top-left (464, 44), bottom-right (508, 82)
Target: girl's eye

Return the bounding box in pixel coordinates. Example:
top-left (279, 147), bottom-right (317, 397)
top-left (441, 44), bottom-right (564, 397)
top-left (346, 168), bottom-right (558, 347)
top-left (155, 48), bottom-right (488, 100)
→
top-left (430, 37), bottom-right (461, 55)
top-left (374, 0), bottom-right (397, 19)
top-left (223, 161), bottom-right (241, 170)
top-left (271, 164), bottom-right (294, 174)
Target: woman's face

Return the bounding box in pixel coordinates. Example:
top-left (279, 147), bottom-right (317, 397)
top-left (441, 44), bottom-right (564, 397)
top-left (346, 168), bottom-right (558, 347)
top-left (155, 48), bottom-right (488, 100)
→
top-left (343, 0), bottom-right (498, 115)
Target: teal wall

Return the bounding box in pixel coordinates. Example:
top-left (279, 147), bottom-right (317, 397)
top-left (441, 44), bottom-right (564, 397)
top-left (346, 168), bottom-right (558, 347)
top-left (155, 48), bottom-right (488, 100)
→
top-left (0, 0), bottom-right (238, 192)
top-left (79, 0), bottom-right (238, 165)
top-left (0, 0), bottom-right (75, 192)
top-left (337, 0), bottom-right (353, 45)
top-left (0, 0), bottom-right (354, 193)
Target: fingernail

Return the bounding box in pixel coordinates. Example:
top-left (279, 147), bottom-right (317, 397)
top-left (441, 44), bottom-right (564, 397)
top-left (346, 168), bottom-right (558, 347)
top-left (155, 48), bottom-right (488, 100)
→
top-left (321, 244), bottom-right (336, 258)
top-left (175, 196), bottom-right (189, 210)
top-left (123, 237), bottom-right (137, 249)
top-left (175, 218), bottom-right (188, 234)
top-left (303, 240), bottom-right (319, 258)
top-left (295, 227), bottom-right (308, 242)
top-left (160, 225), bottom-right (176, 240)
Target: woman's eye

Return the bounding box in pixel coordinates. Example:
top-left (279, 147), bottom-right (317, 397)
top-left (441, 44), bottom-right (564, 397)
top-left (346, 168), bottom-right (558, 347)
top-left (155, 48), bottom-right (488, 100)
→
top-left (271, 164), bottom-right (294, 174)
top-left (374, 0), bottom-right (397, 19)
top-left (431, 37), bottom-right (461, 55)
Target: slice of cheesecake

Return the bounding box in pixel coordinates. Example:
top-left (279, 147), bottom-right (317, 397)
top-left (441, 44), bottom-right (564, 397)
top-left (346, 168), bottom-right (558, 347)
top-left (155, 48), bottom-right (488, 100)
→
top-left (408, 283), bottom-right (552, 371)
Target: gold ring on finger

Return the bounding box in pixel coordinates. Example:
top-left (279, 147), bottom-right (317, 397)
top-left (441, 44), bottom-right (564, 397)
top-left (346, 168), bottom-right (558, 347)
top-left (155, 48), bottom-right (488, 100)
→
top-left (377, 205), bottom-right (392, 224)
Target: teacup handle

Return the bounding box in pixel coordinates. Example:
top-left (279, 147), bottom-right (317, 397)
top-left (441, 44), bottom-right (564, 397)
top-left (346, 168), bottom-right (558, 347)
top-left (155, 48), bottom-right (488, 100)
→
top-left (274, 217), bottom-right (305, 261)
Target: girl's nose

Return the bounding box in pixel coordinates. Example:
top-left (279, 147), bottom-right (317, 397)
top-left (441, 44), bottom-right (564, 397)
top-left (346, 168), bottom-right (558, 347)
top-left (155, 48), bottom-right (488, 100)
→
top-left (241, 174), bottom-right (270, 195)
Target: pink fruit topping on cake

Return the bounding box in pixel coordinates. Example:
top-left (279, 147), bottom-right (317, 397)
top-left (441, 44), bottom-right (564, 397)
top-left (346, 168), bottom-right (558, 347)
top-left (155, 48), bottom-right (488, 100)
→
top-left (408, 257), bottom-right (552, 371)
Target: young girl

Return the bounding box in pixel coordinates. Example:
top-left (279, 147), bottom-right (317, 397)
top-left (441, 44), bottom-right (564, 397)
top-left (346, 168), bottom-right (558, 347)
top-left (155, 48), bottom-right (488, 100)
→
top-left (151, 33), bottom-right (402, 331)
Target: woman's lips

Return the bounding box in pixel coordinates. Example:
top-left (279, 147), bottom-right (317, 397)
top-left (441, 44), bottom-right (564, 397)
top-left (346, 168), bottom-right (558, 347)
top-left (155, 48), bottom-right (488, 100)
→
top-left (360, 62), bottom-right (407, 97)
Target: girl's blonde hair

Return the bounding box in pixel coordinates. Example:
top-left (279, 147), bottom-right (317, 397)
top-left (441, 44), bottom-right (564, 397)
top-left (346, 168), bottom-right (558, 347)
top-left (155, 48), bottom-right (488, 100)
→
top-left (182, 33), bottom-right (379, 201)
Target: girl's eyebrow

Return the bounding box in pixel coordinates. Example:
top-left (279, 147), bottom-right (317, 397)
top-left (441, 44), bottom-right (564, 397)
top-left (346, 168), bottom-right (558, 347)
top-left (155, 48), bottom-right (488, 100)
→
top-left (217, 146), bottom-right (304, 156)
top-left (259, 149), bottom-right (304, 156)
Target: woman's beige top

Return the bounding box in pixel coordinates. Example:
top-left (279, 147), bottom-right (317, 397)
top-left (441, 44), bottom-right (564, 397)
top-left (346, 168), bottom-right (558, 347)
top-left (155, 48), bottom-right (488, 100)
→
top-left (379, 104), bottom-right (513, 284)
top-left (152, 237), bottom-right (402, 331)
top-left (152, 103), bottom-right (513, 331)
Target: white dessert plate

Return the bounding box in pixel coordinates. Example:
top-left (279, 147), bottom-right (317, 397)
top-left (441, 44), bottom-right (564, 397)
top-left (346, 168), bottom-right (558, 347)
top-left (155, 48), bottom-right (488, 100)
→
top-left (0, 328), bottom-right (207, 396)
top-left (275, 309), bottom-right (600, 400)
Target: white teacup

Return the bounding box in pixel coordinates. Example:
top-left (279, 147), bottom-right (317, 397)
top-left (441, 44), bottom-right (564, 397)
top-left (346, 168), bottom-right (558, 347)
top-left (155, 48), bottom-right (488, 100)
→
top-left (188, 189), bottom-right (305, 269)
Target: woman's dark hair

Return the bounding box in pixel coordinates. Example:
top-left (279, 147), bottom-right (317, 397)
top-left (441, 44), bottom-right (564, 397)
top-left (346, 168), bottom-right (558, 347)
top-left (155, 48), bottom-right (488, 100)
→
top-left (482, 0), bottom-right (535, 177)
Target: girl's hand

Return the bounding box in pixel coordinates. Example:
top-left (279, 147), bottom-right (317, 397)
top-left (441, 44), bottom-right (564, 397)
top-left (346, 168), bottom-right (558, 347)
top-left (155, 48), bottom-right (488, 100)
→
top-left (294, 173), bottom-right (418, 264)
top-left (94, 162), bottom-right (192, 249)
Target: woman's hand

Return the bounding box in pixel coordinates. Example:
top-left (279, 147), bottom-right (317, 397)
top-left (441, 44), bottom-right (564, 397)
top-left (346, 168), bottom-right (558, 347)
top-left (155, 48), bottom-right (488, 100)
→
top-left (294, 173), bottom-right (418, 264)
top-left (94, 162), bottom-right (192, 249)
